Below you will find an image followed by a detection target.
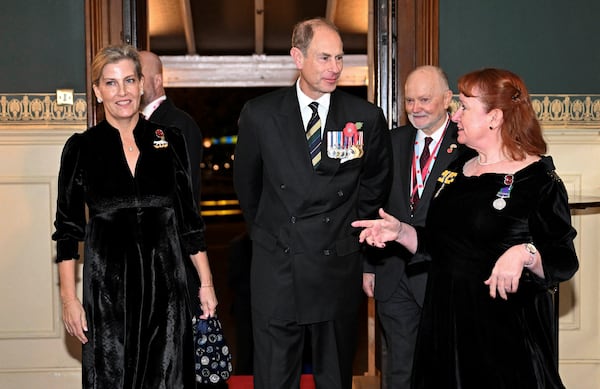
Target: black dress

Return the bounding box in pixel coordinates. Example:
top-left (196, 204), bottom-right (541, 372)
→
top-left (53, 118), bottom-right (205, 388)
top-left (412, 156), bottom-right (579, 389)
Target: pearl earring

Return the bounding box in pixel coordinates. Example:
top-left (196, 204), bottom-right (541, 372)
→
top-left (97, 97), bottom-right (103, 103)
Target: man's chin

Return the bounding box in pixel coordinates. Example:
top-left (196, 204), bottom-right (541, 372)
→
top-left (409, 117), bottom-right (429, 129)
top-left (321, 79), bottom-right (339, 91)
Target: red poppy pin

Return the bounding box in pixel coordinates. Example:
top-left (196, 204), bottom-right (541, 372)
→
top-left (153, 128), bottom-right (168, 149)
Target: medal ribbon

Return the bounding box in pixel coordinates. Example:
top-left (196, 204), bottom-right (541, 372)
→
top-left (492, 174), bottom-right (514, 210)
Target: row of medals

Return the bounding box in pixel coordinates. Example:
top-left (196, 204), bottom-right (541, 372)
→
top-left (326, 131), bottom-right (364, 159)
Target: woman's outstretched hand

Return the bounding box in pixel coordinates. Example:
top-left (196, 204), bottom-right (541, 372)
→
top-left (352, 208), bottom-right (403, 248)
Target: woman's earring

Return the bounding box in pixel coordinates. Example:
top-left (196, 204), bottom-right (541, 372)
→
top-left (97, 97), bottom-right (103, 103)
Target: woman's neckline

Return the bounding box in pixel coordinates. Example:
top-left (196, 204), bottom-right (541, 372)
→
top-left (463, 155), bottom-right (543, 178)
top-left (476, 155), bottom-right (507, 166)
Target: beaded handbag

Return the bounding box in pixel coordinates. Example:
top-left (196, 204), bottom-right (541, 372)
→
top-left (192, 314), bottom-right (233, 384)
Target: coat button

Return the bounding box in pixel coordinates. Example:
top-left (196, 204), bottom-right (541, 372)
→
top-left (323, 249), bottom-right (332, 256)
top-left (290, 216), bottom-right (297, 223)
top-left (280, 184), bottom-right (286, 190)
top-left (322, 216), bottom-right (331, 223)
top-left (337, 190), bottom-right (344, 197)
top-left (284, 247), bottom-right (291, 254)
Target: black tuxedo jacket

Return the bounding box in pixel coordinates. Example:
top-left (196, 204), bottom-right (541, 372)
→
top-left (148, 98), bottom-right (204, 313)
top-left (148, 98), bottom-right (203, 206)
top-left (365, 121), bottom-right (473, 304)
top-left (234, 86), bottom-right (392, 324)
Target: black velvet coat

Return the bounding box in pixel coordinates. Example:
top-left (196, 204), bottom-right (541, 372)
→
top-left (53, 117), bottom-right (206, 388)
top-left (412, 155), bottom-right (579, 389)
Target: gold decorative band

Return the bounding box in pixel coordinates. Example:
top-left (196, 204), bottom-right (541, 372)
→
top-left (531, 95), bottom-right (600, 128)
top-left (0, 93), bottom-right (87, 124)
top-left (1, 93), bottom-right (600, 129)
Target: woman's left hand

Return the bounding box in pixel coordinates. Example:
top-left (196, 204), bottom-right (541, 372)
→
top-left (198, 285), bottom-right (218, 319)
top-left (190, 251), bottom-right (218, 318)
top-left (484, 245), bottom-right (526, 300)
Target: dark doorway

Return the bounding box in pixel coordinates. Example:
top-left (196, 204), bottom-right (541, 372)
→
top-left (166, 85), bottom-right (371, 376)
top-left (166, 86), bottom-right (368, 204)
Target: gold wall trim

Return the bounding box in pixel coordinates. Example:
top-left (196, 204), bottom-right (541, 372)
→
top-left (531, 95), bottom-right (600, 129)
top-left (0, 93), bottom-right (87, 125)
top-left (1, 93), bottom-right (599, 129)
top-left (451, 94), bottom-right (600, 129)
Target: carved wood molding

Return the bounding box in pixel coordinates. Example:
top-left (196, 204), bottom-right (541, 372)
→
top-left (416, 0), bottom-right (439, 66)
top-left (161, 54), bottom-right (368, 88)
top-left (85, 0), bottom-right (129, 127)
top-left (394, 0), bottom-right (439, 125)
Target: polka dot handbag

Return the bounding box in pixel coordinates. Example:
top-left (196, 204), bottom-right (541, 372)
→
top-left (192, 314), bottom-right (233, 384)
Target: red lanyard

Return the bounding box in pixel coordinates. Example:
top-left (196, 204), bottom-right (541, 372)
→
top-left (410, 121), bottom-right (449, 200)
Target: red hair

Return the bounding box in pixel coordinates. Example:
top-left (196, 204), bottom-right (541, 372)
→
top-left (457, 68), bottom-right (546, 160)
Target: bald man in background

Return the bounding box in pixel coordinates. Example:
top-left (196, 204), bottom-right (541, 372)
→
top-left (139, 51), bottom-right (207, 336)
top-left (139, 50), bottom-right (203, 207)
top-left (363, 66), bottom-right (474, 388)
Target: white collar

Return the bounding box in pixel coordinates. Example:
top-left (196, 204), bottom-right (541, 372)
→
top-left (295, 79), bottom-right (330, 111)
top-left (141, 95), bottom-right (167, 119)
top-left (416, 115), bottom-right (450, 146)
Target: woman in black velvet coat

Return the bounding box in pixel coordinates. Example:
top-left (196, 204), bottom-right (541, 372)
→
top-left (353, 68), bottom-right (579, 389)
top-left (52, 44), bottom-right (217, 388)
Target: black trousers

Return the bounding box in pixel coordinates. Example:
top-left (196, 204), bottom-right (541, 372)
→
top-left (252, 310), bottom-right (359, 389)
top-left (377, 271), bottom-right (424, 389)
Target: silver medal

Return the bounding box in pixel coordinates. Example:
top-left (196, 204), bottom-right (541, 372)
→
top-left (493, 197), bottom-right (506, 210)
top-left (327, 146), bottom-right (337, 158)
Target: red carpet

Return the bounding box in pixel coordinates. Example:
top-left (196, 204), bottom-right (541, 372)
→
top-left (227, 374), bottom-right (315, 389)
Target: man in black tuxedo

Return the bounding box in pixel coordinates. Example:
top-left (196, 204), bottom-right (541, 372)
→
top-left (139, 52), bottom-right (210, 362)
top-left (139, 50), bottom-right (203, 207)
top-left (363, 66), bottom-right (473, 388)
top-left (233, 18), bottom-right (392, 389)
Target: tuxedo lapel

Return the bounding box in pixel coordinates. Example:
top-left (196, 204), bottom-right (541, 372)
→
top-left (390, 128), bottom-right (416, 218)
top-left (418, 123), bottom-right (461, 209)
top-left (148, 99), bottom-right (170, 123)
top-left (317, 97), bottom-right (342, 175)
top-left (273, 88), bottom-right (313, 178)
top-left (273, 89), bottom-right (335, 200)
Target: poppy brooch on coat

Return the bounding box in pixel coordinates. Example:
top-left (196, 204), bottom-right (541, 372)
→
top-left (153, 129), bottom-right (169, 149)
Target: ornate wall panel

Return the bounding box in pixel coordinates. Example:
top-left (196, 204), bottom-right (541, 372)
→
top-left (0, 177), bottom-right (58, 338)
top-left (544, 132), bottom-right (600, 389)
top-left (0, 123), bottom-right (85, 388)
